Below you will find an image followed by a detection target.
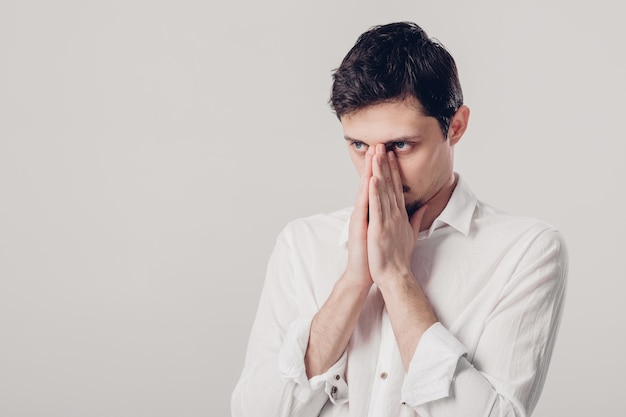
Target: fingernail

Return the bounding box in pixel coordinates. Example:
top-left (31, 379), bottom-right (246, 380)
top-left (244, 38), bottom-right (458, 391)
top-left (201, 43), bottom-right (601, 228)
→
top-left (377, 144), bottom-right (384, 154)
top-left (388, 151), bottom-right (395, 161)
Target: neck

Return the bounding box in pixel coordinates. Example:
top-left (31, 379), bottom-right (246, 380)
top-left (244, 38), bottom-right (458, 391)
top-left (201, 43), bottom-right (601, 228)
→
top-left (418, 173), bottom-right (458, 232)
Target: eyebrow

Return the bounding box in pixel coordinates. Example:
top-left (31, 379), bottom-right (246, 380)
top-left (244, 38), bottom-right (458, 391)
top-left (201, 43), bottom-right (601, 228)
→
top-left (343, 135), bottom-right (422, 145)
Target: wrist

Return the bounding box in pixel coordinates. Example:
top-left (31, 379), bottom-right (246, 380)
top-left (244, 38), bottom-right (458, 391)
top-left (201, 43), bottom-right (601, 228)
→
top-left (377, 271), bottom-right (438, 328)
top-left (374, 266), bottom-right (414, 291)
top-left (340, 269), bottom-right (373, 293)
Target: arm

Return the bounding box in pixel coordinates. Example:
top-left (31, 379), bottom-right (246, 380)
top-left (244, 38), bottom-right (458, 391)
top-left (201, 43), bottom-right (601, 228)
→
top-left (232, 150), bottom-right (376, 417)
top-left (304, 145), bottom-right (374, 377)
top-left (368, 144), bottom-right (567, 416)
top-left (409, 229), bottom-right (567, 417)
top-left (231, 229), bottom-right (334, 417)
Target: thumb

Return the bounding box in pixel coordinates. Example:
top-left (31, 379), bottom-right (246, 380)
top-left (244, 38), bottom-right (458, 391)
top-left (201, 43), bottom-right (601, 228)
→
top-left (409, 204), bottom-right (429, 241)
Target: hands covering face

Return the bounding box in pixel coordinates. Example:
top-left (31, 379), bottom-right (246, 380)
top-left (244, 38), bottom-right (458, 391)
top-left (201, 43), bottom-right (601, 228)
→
top-left (346, 144), bottom-right (428, 289)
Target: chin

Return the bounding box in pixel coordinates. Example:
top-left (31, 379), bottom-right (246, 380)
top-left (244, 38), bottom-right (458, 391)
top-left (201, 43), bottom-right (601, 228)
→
top-left (405, 200), bottom-right (424, 218)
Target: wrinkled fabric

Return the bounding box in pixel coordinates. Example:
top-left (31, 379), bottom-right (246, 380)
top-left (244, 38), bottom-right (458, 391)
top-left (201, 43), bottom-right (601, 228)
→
top-left (232, 176), bottom-right (567, 417)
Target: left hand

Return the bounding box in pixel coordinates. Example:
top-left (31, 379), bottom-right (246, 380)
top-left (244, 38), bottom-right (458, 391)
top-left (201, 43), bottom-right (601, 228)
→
top-left (367, 144), bottom-right (427, 286)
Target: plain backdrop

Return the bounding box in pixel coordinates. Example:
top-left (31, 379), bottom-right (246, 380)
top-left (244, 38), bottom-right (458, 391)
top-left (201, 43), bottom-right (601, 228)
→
top-left (1, 1), bottom-right (624, 416)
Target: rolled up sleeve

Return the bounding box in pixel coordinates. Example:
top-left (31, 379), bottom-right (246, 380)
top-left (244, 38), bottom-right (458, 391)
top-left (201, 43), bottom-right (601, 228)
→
top-left (279, 318), bottom-right (348, 405)
top-left (232, 225), bottom-right (344, 417)
top-left (401, 322), bottom-right (468, 406)
top-left (403, 229), bottom-right (567, 417)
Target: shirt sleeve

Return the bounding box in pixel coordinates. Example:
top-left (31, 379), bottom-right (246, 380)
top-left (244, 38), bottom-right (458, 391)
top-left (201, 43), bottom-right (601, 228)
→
top-left (279, 318), bottom-right (349, 405)
top-left (401, 228), bottom-right (568, 417)
top-left (231, 226), bottom-right (347, 417)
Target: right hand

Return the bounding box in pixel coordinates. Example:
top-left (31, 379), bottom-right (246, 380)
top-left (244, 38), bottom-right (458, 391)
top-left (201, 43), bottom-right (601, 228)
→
top-left (343, 147), bottom-right (374, 288)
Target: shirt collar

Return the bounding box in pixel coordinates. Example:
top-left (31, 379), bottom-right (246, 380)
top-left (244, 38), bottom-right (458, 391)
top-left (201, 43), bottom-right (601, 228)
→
top-left (338, 174), bottom-right (477, 246)
top-left (422, 174), bottom-right (477, 239)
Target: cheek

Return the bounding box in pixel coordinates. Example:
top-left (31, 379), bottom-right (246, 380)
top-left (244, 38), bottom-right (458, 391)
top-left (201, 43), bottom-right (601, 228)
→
top-left (397, 154), bottom-right (439, 191)
top-left (396, 156), bottom-right (423, 182)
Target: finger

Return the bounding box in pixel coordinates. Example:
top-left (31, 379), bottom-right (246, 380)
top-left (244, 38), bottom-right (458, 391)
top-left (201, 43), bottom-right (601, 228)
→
top-left (363, 144), bottom-right (374, 178)
top-left (368, 176), bottom-right (382, 225)
top-left (357, 150), bottom-right (372, 206)
top-left (376, 145), bottom-right (395, 200)
top-left (387, 151), bottom-right (406, 209)
top-left (372, 146), bottom-right (393, 216)
top-left (409, 204), bottom-right (429, 241)
top-left (353, 150), bottom-right (373, 226)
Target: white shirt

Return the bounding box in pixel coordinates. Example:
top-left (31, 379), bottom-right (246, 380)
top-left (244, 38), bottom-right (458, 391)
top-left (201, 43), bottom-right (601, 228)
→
top-left (232, 176), bottom-right (567, 417)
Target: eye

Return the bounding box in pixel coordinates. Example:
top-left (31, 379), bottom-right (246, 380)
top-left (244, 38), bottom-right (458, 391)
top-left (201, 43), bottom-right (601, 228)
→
top-left (351, 141), bottom-right (368, 153)
top-left (387, 141), bottom-right (414, 153)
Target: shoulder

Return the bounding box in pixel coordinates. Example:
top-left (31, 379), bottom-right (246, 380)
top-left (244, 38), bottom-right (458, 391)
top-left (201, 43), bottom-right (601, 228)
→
top-left (475, 200), bottom-right (563, 238)
top-left (473, 200), bottom-right (568, 266)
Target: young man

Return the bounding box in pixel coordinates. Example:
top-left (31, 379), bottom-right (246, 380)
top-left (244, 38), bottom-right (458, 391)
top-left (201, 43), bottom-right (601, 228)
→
top-left (232, 22), bottom-right (567, 417)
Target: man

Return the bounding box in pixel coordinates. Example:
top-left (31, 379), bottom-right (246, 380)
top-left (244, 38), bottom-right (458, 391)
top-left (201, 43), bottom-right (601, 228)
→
top-left (232, 21), bottom-right (567, 417)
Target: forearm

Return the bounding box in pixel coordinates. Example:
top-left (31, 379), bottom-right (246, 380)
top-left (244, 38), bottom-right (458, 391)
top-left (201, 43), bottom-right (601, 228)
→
top-left (380, 276), bottom-right (535, 416)
top-left (399, 235), bottom-right (566, 417)
top-left (305, 273), bottom-right (371, 378)
top-left (377, 271), bottom-right (437, 369)
top-left (232, 227), bottom-right (338, 417)
top-left (233, 303), bottom-right (346, 417)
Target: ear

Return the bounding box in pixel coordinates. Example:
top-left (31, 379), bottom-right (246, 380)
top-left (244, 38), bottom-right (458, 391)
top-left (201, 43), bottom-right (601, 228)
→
top-left (447, 105), bottom-right (470, 145)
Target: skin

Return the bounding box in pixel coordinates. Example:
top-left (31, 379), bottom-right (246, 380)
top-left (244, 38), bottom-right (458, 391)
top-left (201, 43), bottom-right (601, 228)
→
top-left (304, 96), bottom-right (470, 377)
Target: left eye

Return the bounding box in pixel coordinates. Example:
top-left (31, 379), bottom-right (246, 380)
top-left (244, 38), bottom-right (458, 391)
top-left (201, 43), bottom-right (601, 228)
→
top-left (393, 141), bottom-right (408, 150)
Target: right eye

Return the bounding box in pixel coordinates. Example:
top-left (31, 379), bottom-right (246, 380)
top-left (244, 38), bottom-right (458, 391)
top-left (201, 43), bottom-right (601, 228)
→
top-left (351, 141), bottom-right (368, 153)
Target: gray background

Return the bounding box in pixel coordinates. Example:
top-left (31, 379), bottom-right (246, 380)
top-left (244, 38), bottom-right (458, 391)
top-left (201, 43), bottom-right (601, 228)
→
top-left (1, 1), bottom-right (624, 416)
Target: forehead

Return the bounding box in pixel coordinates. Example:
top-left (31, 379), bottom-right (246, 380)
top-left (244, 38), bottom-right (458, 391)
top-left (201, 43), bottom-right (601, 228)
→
top-left (340, 97), bottom-right (438, 143)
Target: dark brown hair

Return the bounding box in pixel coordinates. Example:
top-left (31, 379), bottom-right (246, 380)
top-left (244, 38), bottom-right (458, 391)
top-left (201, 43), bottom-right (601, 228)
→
top-left (330, 22), bottom-right (463, 137)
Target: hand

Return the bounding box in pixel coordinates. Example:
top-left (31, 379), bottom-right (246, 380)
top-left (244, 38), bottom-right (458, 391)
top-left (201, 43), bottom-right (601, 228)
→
top-left (367, 144), bottom-right (427, 286)
top-left (342, 146), bottom-right (374, 288)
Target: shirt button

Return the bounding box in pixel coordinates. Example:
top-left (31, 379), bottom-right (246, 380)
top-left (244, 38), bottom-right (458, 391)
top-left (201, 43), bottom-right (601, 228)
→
top-left (331, 386), bottom-right (338, 394)
top-left (334, 374), bottom-right (340, 380)
top-left (380, 372), bottom-right (388, 380)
